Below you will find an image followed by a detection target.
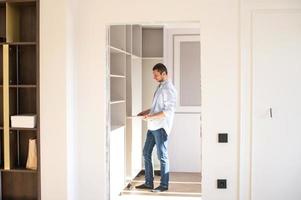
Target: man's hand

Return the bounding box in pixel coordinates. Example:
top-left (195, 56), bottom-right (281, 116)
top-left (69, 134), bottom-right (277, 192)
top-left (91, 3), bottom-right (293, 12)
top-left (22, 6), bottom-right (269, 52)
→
top-left (143, 112), bottom-right (165, 120)
top-left (137, 109), bottom-right (150, 116)
top-left (143, 114), bottom-right (152, 119)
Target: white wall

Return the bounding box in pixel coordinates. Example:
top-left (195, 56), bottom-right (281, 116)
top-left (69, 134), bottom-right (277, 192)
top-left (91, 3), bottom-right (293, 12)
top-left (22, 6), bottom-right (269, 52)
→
top-left (74, 1), bottom-right (239, 200)
top-left (41, 0), bottom-right (239, 200)
top-left (39, 0), bottom-right (301, 199)
top-left (40, 0), bottom-right (77, 199)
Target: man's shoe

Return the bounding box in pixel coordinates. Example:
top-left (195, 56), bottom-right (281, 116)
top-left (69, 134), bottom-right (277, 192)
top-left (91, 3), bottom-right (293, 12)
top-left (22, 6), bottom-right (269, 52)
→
top-left (151, 186), bottom-right (168, 192)
top-left (135, 183), bottom-right (154, 190)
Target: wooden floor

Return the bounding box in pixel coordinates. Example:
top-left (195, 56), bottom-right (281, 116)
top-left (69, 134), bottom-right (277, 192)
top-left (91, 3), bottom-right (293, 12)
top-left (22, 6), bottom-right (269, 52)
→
top-left (121, 172), bottom-right (202, 197)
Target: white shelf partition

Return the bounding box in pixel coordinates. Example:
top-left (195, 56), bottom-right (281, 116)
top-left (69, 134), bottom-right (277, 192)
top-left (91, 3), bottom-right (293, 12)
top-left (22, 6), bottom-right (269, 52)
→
top-left (126, 25), bottom-right (132, 54)
top-left (132, 25), bottom-right (142, 57)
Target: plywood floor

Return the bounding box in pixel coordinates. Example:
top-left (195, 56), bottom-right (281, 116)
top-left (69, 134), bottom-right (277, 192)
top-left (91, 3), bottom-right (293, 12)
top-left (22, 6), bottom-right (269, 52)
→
top-left (122, 172), bottom-right (202, 197)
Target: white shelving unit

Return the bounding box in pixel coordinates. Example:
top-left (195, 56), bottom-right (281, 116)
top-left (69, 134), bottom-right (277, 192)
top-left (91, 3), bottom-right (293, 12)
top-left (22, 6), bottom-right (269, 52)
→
top-left (108, 25), bottom-right (164, 198)
top-left (108, 24), bottom-right (143, 198)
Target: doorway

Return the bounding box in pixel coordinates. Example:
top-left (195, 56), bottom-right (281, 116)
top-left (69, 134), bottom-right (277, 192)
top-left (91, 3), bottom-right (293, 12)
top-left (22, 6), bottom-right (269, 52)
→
top-left (106, 22), bottom-right (202, 199)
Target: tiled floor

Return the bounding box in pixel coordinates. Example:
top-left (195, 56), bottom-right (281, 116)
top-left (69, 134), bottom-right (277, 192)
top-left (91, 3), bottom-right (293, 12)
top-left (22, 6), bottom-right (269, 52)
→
top-left (120, 172), bottom-right (202, 198)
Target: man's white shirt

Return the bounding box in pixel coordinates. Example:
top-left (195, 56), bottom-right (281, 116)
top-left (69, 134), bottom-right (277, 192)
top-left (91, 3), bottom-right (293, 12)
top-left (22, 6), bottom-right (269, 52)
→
top-left (147, 79), bottom-right (177, 135)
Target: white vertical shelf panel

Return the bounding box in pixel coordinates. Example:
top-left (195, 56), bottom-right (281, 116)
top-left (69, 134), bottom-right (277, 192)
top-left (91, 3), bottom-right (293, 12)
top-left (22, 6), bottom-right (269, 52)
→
top-left (126, 56), bottom-right (142, 180)
top-left (131, 57), bottom-right (142, 115)
top-left (110, 126), bottom-right (125, 197)
top-left (132, 25), bottom-right (142, 57)
top-left (126, 25), bottom-right (132, 54)
top-left (125, 26), bottom-right (143, 180)
top-left (126, 55), bottom-right (132, 116)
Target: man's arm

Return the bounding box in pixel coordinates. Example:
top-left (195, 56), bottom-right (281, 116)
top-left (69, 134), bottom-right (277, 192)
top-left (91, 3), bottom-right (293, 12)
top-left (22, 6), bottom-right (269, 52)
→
top-left (144, 111), bottom-right (165, 119)
top-left (137, 109), bottom-right (151, 116)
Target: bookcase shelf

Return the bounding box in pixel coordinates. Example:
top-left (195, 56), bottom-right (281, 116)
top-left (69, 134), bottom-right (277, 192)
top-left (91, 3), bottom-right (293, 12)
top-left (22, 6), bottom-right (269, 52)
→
top-left (110, 100), bottom-right (125, 104)
top-left (108, 24), bottom-right (143, 197)
top-left (142, 27), bottom-right (163, 57)
top-left (1, 42), bottom-right (36, 45)
top-left (110, 49), bottom-right (126, 76)
top-left (1, 168), bottom-right (37, 173)
top-left (110, 74), bottom-right (125, 78)
top-left (0, 46), bottom-right (3, 85)
top-left (110, 25), bottom-right (126, 51)
top-left (110, 102), bottom-right (126, 131)
top-left (110, 77), bottom-right (125, 103)
top-left (6, 1), bottom-right (37, 43)
top-left (9, 45), bottom-right (36, 85)
top-left (9, 84), bottom-right (36, 88)
top-left (0, 0), bottom-right (39, 199)
top-left (110, 46), bottom-right (130, 55)
top-left (9, 87), bottom-right (37, 116)
top-left (10, 127), bottom-right (37, 131)
top-left (0, 130), bottom-right (3, 169)
top-left (0, 2), bottom-right (5, 43)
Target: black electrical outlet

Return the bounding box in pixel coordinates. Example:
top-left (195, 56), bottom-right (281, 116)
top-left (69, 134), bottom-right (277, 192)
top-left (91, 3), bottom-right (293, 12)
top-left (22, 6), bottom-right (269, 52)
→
top-left (217, 179), bottom-right (227, 189)
top-left (218, 133), bottom-right (228, 143)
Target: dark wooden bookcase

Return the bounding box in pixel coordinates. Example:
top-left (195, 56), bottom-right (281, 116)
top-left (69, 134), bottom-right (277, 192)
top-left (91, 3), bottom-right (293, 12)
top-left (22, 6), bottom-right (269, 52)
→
top-left (0, 0), bottom-right (40, 199)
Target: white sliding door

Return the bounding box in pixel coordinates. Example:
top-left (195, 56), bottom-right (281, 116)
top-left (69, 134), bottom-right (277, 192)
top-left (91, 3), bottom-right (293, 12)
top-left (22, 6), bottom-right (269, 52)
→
top-left (252, 12), bottom-right (301, 200)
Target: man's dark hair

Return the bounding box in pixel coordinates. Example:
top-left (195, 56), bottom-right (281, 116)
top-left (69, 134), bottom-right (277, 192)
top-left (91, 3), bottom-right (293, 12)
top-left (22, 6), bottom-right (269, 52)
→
top-left (153, 63), bottom-right (168, 75)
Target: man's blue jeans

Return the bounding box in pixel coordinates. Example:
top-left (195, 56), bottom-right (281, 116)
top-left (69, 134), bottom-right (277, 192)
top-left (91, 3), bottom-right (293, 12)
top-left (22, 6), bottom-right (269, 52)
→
top-left (143, 128), bottom-right (169, 188)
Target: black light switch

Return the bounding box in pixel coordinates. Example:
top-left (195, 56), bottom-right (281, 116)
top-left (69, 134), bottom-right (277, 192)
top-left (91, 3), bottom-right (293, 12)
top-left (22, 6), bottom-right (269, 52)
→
top-left (217, 179), bottom-right (227, 189)
top-left (218, 133), bottom-right (228, 143)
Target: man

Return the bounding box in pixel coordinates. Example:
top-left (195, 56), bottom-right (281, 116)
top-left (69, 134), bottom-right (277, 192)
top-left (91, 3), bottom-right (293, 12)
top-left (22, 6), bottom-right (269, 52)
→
top-left (136, 63), bottom-right (177, 192)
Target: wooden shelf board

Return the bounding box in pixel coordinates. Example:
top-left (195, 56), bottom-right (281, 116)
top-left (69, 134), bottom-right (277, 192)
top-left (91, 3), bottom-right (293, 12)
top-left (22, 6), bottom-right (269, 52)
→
top-left (0, 168), bottom-right (38, 173)
top-left (6, 42), bottom-right (36, 45)
top-left (9, 84), bottom-right (37, 88)
top-left (5, 0), bottom-right (37, 4)
top-left (10, 127), bottom-right (37, 131)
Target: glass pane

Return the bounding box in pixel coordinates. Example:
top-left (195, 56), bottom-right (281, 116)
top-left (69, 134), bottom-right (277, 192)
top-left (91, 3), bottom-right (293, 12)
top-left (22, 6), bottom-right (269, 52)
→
top-left (180, 41), bottom-right (201, 106)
